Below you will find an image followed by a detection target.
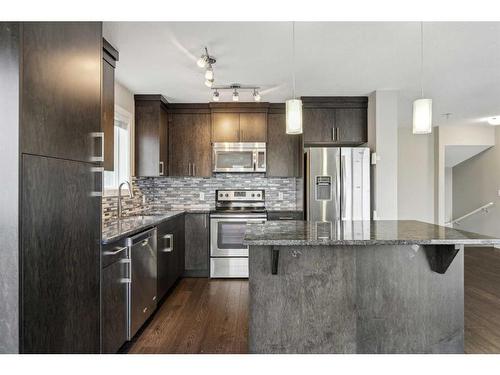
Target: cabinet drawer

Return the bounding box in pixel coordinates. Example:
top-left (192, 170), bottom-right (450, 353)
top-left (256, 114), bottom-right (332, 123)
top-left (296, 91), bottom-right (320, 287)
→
top-left (210, 258), bottom-right (248, 278)
top-left (267, 211), bottom-right (303, 221)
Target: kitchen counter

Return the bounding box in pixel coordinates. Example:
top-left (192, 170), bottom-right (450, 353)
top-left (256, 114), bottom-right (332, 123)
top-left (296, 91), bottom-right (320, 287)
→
top-left (102, 211), bottom-right (185, 244)
top-left (244, 219), bottom-right (500, 246)
top-left (246, 220), bottom-right (500, 354)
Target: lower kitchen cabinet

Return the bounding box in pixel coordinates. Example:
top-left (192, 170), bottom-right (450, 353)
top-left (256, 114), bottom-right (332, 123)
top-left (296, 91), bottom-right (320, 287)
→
top-left (184, 213), bottom-right (209, 277)
top-left (101, 239), bottom-right (129, 354)
top-left (267, 211), bottom-right (304, 221)
top-left (157, 214), bottom-right (185, 300)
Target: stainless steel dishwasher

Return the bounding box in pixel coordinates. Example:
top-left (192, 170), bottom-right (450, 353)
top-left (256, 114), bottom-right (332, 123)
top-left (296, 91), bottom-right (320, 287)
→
top-left (127, 228), bottom-right (157, 340)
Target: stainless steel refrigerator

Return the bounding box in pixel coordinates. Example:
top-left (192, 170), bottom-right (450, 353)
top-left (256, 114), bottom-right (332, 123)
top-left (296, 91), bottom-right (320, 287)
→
top-left (305, 147), bottom-right (371, 221)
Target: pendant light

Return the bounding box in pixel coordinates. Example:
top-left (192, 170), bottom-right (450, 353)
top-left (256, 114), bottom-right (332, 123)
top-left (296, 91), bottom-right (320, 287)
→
top-left (286, 22), bottom-right (303, 134)
top-left (413, 22), bottom-right (432, 134)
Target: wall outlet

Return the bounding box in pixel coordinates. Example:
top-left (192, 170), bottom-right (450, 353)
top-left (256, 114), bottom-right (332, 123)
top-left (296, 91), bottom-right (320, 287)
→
top-left (142, 195), bottom-right (147, 205)
top-left (199, 192), bottom-right (205, 200)
top-left (371, 152), bottom-right (378, 165)
top-left (497, 189), bottom-right (500, 197)
top-left (278, 192), bottom-right (284, 200)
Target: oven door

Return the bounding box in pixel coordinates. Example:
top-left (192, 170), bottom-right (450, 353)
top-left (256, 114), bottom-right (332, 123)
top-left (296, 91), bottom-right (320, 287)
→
top-left (210, 216), bottom-right (266, 257)
top-left (213, 150), bottom-right (256, 172)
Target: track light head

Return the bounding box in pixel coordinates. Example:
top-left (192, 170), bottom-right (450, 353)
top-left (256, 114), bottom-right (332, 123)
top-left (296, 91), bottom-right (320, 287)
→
top-left (212, 90), bottom-right (220, 102)
top-left (205, 79), bottom-right (214, 88)
top-left (253, 90), bottom-right (261, 102)
top-left (197, 55), bottom-right (208, 68)
top-left (205, 66), bottom-right (214, 80)
top-left (232, 89), bottom-right (239, 102)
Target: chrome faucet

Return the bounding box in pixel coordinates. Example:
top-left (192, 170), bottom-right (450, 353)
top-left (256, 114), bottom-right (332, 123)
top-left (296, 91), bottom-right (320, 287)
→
top-left (118, 181), bottom-right (134, 219)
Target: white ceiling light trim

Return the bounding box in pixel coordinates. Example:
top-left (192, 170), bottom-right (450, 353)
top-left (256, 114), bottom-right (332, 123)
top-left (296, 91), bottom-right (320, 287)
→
top-left (286, 21), bottom-right (303, 135)
top-left (413, 22), bottom-right (432, 135)
top-left (487, 117), bottom-right (500, 126)
top-left (197, 46), bottom-right (216, 88)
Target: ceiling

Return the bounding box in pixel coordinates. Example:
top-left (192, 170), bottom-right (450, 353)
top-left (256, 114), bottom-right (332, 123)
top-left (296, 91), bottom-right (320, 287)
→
top-left (445, 145), bottom-right (493, 167)
top-left (103, 22), bottom-right (500, 128)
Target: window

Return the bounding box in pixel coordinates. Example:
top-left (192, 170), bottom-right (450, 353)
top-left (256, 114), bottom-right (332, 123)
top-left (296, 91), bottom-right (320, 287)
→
top-left (104, 106), bottom-right (132, 195)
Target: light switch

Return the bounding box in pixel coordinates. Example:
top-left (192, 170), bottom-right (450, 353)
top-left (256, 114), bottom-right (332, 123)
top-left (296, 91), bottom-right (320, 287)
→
top-left (497, 189), bottom-right (500, 197)
top-left (278, 192), bottom-right (283, 200)
top-left (199, 192), bottom-right (205, 200)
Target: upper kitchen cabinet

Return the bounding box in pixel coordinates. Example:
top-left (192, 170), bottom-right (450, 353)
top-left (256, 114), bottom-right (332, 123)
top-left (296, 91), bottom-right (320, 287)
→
top-left (135, 95), bottom-right (169, 176)
top-left (301, 97), bottom-right (368, 146)
top-left (210, 103), bottom-right (268, 143)
top-left (169, 104), bottom-right (212, 177)
top-left (21, 22), bottom-right (102, 163)
top-left (102, 39), bottom-right (119, 171)
top-left (267, 104), bottom-right (302, 177)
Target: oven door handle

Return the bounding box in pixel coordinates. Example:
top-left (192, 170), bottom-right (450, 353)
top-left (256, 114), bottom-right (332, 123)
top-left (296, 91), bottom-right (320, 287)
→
top-left (210, 216), bottom-right (268, 221)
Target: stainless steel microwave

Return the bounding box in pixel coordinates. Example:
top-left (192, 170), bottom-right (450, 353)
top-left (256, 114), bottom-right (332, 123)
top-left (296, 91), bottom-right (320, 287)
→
top-left (212, 142), bottom-right (266, 173)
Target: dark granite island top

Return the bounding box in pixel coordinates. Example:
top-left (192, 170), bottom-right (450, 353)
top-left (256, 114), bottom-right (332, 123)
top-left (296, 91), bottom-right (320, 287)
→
top-left (245, 220), bottom-right (500, 354)
top-left (243, 220), bottom-right (500, 246)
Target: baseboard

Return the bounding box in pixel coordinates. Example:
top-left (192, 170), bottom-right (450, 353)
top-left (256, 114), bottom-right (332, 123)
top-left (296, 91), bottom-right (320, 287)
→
top-left (182, 269), bottom-right (209, 278)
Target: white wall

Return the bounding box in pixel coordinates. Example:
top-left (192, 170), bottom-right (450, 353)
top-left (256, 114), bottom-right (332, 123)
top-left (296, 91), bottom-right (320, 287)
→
top-left (115, 81), bottom-right (136, 175)
top-left (452, 126), bottom-right (500, 237)
top-left (436, 125), bottom-right (495, 225)
top-left (372, 90), bottom-right (398, 220)
top-left (397, 128), bottom-right (435, 223)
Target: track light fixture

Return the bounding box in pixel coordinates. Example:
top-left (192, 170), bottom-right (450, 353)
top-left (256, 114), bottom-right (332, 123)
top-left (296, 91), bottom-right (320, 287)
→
top-left (197, 47), bottom-right (217, 87)
top-left (210, 84), bottom-right (262, 102)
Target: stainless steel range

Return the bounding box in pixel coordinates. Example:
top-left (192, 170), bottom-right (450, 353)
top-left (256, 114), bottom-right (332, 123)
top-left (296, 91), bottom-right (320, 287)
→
top-left (210, 189), bottom-right (267, 278)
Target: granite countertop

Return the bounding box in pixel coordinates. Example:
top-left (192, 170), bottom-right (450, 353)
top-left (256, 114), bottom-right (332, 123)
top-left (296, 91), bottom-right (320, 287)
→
top-left (102, 211), bottom-right (184, 244)
top-left (243, 220), bottom-right (500, 246)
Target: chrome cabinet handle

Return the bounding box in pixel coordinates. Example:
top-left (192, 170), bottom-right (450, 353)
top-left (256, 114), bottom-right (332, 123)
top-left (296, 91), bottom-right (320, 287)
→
top-left (193, 163), bottom-right (196, 176)
top-left (141, 239), bottom-right (149, 247)
top-left (159, 161), bottom-right (164, 176)
top-left (90, 132), bottom-right (104, 162)
top-left (120, 278), bottom-right (131, 284)
top-left (188, 163), bottom-right (192, 176)
top-left (341, 155), bottom-right (346, 220)
top-left (279, 216), bottom-right (294, 220)
top-left (161, 234), bottom-right (174, 252)
top-left (104, 246), bottom-right (127, 256)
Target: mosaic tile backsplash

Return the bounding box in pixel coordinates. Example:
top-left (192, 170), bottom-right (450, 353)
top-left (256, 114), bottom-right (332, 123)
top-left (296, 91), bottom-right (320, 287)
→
top-left (103, 174), bottom-right (301, 222)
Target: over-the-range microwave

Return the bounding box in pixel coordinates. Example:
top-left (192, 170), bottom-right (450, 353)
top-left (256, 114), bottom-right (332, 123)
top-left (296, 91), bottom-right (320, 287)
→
top-left (212, 142), bottom-right (266, 173)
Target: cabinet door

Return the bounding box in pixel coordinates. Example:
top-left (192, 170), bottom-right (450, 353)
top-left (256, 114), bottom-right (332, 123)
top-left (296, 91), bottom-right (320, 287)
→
top-left (240, 113), bottom-right (267, 142)
top-left (135, 101), bottom-right (160, 176)
top-left (159, 105), bottom-right (169, 176)
top-left (21, 22), bottom-right (102, 162)
top-left (157, 220), bottom-right (176, 300)
top-left (184, 214), bottom-right (209, 277)
top-left (267, 112), bottom-right (301, 177)
top-left (302, 108), bottom-right (336, 144)
top-left (174, 215), bottom-right (186, 279)
top-left (335, 108), bottom-right (367, 144)
top-left (102, 260), bottom-right (128, 354)
top-left (102, 59), bottom-right (115, 171)
top-left (212, 112), bottom-right (240, 142)
top-left (170, 113), bottom-right (212, 177)
top-left (21, 154), bottom-right (101, 353)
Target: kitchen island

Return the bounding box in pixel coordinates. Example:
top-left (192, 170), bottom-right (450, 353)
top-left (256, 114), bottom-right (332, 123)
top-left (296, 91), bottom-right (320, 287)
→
top-left (243, 220), bottom-right (500, 354)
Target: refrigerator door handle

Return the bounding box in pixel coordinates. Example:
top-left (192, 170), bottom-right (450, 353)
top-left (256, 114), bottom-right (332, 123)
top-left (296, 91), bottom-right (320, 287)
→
top-left (341, 155), bottom-right (346, 220)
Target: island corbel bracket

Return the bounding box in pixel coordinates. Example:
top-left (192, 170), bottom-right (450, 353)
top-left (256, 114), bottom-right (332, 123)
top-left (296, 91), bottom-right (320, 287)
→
top-left (423, 244), bottom-right (463, 274)
top-left (271, 247), bottom-right (280, 275)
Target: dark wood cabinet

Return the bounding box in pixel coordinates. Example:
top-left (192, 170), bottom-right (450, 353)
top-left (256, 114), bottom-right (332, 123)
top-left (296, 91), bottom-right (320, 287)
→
top-left (102, 39), bottom-right (119, 171)
top-left (302, 97), bottom-right (368, 146)
top-left (211, 112), bottom-right (240, 142)
top-left (184, 213), bottom-right (209, 277)
top-left (101, 238), bottom-right (128, 354)
top-left (211, 109), bottom-right (267, 142)
top-left (267, 105), bottom-right (302, 177)
top-left (21, 22), bottom-right (102, 162)
top-left (169, 106), bottom-right (212, 177)
top-left (21, 154), bottom-right (101, 353)
top-left (157, 214), bottom-right (185, 300)
top-left (135, 95), bottom-right (169, 176)
top-left (267, 211), bottom-right (304, 220)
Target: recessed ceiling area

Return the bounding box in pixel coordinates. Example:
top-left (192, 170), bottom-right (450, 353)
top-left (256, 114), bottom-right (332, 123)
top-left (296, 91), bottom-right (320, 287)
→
top-left (103, 22), bottom-right (500, 128)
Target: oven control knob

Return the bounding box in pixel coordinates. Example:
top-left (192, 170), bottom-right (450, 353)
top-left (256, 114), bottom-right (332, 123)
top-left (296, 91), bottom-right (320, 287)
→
top-left (225, 193), bottom-right (229, 197)
top-left (257, 193), bottom-right (261, 197)
top-left (251, 194), bottom-right (255, 197)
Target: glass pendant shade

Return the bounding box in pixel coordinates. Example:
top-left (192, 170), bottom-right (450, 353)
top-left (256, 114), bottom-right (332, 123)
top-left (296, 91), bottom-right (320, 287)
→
top-left (286, 99), bottom-right (303, 134)
top-left (412, 98), bottom-right (432, 134)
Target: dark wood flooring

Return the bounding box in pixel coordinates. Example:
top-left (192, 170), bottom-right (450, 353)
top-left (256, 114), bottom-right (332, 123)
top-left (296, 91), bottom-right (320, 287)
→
top-left (126, 247), bottom-right (500, 354)
top-left (465, 247), bottom-right (500, 353)
top-left (126, 278), bottom-right (248, 354)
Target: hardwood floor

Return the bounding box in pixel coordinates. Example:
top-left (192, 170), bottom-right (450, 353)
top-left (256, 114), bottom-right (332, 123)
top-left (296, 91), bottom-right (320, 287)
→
top-left (125, 278), bottom-right (248, 354)
top-left (465, 247), bottom-right (500, 354)
top-left (125, 247), bottom-right (500, 354)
